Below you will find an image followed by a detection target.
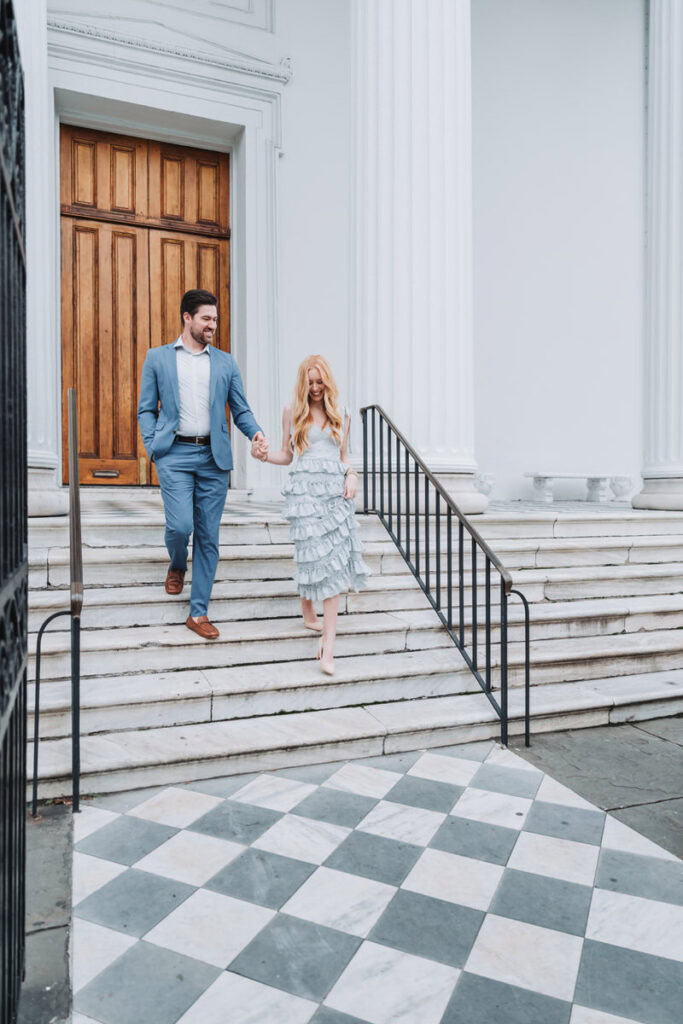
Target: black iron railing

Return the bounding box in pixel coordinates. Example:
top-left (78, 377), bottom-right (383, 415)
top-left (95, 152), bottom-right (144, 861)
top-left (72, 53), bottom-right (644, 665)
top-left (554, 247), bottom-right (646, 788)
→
top-left (32, 389), bottom-right (83, 816)
top-left (0, 2), bottom-right (26, 1019)
top-left (361, 405), bottom-right (530, 746)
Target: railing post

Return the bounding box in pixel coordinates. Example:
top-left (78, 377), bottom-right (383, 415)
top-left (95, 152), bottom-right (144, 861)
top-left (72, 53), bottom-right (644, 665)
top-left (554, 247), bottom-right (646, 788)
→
top-left (405, 449), bottom-right (410, 560)
top-left (362, 407), bottom-right (369, 512)
top-left (425, 478), bottom-right (430, 597)
top-left (396, 432), bottom-right (401, 548)
top-left (500, 580), bottom-right (509, 746)
top-left (458, 521), bottom-right (464, 648)
top-left (471, 539), bottom-right (478, 670)
top-left (379, 415), bottom-right (384, 518)
top-left (372, 408), bottom-right (376, 511)
top-left (387, 424), bottom-right (393, 532)
top-left (447, 507), bottom-right (453, 629)
top-left (436, 494), bottom-right (441, 610)
top-left (485, 558), bottom-right (491, 693)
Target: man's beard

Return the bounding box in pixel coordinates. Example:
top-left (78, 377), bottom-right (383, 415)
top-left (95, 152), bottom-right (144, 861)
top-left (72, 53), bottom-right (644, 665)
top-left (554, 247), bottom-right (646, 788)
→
top-left (190, 324), bottom-right (213, 345)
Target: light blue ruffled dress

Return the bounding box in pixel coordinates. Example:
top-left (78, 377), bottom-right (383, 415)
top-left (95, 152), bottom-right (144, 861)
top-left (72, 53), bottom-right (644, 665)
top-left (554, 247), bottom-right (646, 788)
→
top-left (282, 415), bottom-right (371, 602)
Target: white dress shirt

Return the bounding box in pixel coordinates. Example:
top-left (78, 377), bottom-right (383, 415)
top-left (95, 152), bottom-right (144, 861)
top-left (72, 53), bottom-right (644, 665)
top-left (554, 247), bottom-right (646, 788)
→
top-left (174, 337), bottom-right (211, 436)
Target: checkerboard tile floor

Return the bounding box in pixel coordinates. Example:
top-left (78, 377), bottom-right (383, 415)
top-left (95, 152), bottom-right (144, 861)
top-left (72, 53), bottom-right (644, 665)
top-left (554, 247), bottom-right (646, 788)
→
top-left (71, 741), bottom-right (683, 1024)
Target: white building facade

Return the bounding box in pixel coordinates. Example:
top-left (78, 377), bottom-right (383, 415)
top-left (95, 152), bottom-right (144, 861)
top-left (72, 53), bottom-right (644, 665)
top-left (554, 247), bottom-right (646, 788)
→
top-left (14, 0), bottom-right (682, 511)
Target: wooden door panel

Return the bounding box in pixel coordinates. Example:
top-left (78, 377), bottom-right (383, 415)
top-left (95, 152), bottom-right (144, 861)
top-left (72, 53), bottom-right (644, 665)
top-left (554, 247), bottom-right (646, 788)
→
top-left (60, 125), bottom-right (148, 222)
top-left (62, 219), bottom-right (149, 484)
top-left (149, 141), bottom-right (229, 235)
top-left (149, 230), bottom-right (230, 352)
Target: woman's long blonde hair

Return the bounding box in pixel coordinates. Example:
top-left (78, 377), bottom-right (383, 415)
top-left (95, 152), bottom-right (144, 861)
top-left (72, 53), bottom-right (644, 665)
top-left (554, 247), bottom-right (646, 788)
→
top-left (292, 355), bottom-right (342, 454)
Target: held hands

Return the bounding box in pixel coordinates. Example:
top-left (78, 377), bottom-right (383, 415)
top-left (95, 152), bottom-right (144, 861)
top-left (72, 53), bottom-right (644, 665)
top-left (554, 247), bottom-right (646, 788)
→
top-left (251, 432), bottom-right (269, 462)
top-left (344, 469), bottom-right (358, 500)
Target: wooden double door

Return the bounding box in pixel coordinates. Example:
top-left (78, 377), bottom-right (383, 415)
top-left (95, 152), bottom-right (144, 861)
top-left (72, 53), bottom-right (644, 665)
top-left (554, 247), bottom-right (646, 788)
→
top-left (60, 125), bottom-right (230, 484)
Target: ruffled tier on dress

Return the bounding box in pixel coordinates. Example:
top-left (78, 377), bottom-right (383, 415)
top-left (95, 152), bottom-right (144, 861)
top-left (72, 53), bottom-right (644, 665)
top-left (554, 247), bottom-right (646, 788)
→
top-left (282, 456), bottom-right (371, 602)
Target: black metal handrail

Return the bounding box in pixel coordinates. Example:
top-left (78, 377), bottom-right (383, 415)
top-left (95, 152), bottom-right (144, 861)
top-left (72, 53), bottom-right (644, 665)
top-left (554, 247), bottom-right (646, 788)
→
top-left (31, 388), bottom-right (83, 815)
top-left (361, 404), bottom-right (530, 746)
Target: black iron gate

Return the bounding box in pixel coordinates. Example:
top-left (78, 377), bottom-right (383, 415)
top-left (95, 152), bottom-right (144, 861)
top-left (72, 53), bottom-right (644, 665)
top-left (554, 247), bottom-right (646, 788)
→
top-left (0, 0), bottom-right (26, 1020)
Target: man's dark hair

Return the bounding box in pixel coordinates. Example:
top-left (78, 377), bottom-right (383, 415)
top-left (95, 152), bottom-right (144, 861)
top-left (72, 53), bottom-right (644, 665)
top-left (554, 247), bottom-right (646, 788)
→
top-left (180, 289), bottom-right (217, 322)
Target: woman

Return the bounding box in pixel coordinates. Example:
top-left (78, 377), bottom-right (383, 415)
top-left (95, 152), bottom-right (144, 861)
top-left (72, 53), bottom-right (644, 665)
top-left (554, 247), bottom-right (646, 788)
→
top-left (257, 356), bottom-right (370, 675)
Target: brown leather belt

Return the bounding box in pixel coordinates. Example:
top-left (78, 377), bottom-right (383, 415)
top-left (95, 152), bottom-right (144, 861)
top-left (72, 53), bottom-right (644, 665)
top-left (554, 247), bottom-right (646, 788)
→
top-left (175, 434), bottom-right (210, 445)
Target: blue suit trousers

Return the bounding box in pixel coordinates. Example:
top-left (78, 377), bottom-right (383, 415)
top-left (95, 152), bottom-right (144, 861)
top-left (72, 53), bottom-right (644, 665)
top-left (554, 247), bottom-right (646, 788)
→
top-left (154, 442), bottom-right (229, 616)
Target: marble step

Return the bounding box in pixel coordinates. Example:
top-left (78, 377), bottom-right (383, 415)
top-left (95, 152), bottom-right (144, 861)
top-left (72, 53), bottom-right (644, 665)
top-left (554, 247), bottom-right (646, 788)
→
top-left (28, 670), bottom-right (683, 797)
top-left (28, 544), bottom-right (683, 611)
top-left (28, 579), bottom-right (683, 693)
top-left (27, 573), bottom-right (683, 648)
top-left (29, 506), bottom-right (683, 547)
top-left (28, 609), bottom-right (453, 681)
top-left (29, 523), bottom-right (683, 580)
top-left (28, 647), bottom-right (476, 739)
top-left (27, 574), bottom-right (433, 632)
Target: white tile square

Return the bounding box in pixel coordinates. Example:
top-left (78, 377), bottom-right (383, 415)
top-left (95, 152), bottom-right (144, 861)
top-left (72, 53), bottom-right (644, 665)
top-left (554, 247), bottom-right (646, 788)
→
top-left (571, 1007), bottom-right (642, 1024)
top-left (451, 787), bottom-right (532, 830)
top-left (586, 888), bottom-right (683, 962)
top-left (508, 831), bottom-right (600, 886)
top-left (133, 829), bottom-right (244, 886)
top-left (403, 848), bottom-right (504, 912)
top-left (251, 812), bottom-right (350, 864)
top-left (357, 800), bottom-right (445, 846)
top-left (484, 746), bottom-right (542, 772)
top-left (71, 918), bottom-right (136, 992)
top-left (534, 776), bottom-right (596, 811)
top-left (74, 805), bottom-right (120, 843)
top-left (72, 852), bottom-right (126, 906)
top-left (408, 752), bottom-right (480, 787)
top-left (601, 815), bottom-right (678, 861)
top-left (325, 940), bottom-right (459, 1024)
top-left (126, 786), bottom-right (223, 828)
top-left (230, 774), bottom-right (316, 812)
top-left (176, 971), bottom-right (317, 1024)
top-left (323, 763), bottom-right (403, 799)
top-left (144, 888), bottom-right (274, 968)
top-left (282, 866), bottom-right (396, 937)
top-left (465, 914), bottom-right (583, 1002)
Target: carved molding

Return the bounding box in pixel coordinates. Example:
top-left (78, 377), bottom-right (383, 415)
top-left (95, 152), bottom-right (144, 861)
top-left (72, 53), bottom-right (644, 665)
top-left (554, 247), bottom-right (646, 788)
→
top-left (46, 15), bottom-right (292, 83)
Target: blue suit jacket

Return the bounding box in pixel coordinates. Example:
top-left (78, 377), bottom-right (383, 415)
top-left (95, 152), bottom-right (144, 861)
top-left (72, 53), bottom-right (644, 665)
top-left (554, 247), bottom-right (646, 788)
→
top-left (137, 341), bottom-right (262, 471)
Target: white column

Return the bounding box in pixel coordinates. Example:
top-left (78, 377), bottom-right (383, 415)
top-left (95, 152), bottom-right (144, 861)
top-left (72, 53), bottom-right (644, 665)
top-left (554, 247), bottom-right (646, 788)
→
top-left (633, 0), bottom-right (683, 510)
top-left (16, 0), bottom-right (66, 514)
top-left (349, 0), bottom-right (486, 513)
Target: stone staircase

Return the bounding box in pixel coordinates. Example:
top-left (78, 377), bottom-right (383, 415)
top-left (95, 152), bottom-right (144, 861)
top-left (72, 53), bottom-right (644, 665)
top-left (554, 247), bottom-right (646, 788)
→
top-left (27, 495), bottom-right (683, 797)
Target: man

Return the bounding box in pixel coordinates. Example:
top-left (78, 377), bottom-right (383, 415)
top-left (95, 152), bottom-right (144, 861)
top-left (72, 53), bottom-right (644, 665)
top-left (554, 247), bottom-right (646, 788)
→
top-left (137, 289), bottom-right (268, 639)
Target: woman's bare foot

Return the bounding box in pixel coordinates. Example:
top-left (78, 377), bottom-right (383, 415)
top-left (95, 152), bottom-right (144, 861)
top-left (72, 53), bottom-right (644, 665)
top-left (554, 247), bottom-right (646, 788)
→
top-left (301, 597), bottom-right (322, 632)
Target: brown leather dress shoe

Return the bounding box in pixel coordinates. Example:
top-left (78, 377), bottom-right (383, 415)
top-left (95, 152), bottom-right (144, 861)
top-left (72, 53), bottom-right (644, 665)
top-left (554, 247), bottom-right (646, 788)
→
top-left (186, 615), bottom-right (219, 639)
top-left (165, 568), bottom-right (185, 595)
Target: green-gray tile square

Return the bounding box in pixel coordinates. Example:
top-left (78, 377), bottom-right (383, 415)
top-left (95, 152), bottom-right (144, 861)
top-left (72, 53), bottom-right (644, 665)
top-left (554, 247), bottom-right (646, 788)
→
top-left (74, 940), bottom-right (219, 1024)
top-left (575, 940), bottom-right (683, 1024)
top-left (442, 972), bottom-right (571, 1024)
top-left (75, 815), bottom-right (177, 866)
top-left (430, 814), bottom-right (518, 865)
top-left (229, 913), bottom-right (360, 1003)
top-left (188, 799), bottom-right (281, 844)
top-left (369, 889), bottom-right (483, 967)
top-left (490, 868), bottom-right (592, 936)
top-left (596, 848), bottom-right (683, 906)
top-left (73, 869), bottom-right (194, 937)
top-left (384, 775), bottom-right (463, 813)
top-left (524, 801), bottom-right (605, 846)
top-left (206, 848), bottom-right (315, 909)
top-left (324, 829), bottom-right (422, 886)
top-left (472, 764), bottom-right (542, 799)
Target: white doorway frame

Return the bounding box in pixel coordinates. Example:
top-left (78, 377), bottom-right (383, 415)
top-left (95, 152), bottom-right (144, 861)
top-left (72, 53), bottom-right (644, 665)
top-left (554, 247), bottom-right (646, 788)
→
top-left (46, 18), bottom-right (289, 494)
